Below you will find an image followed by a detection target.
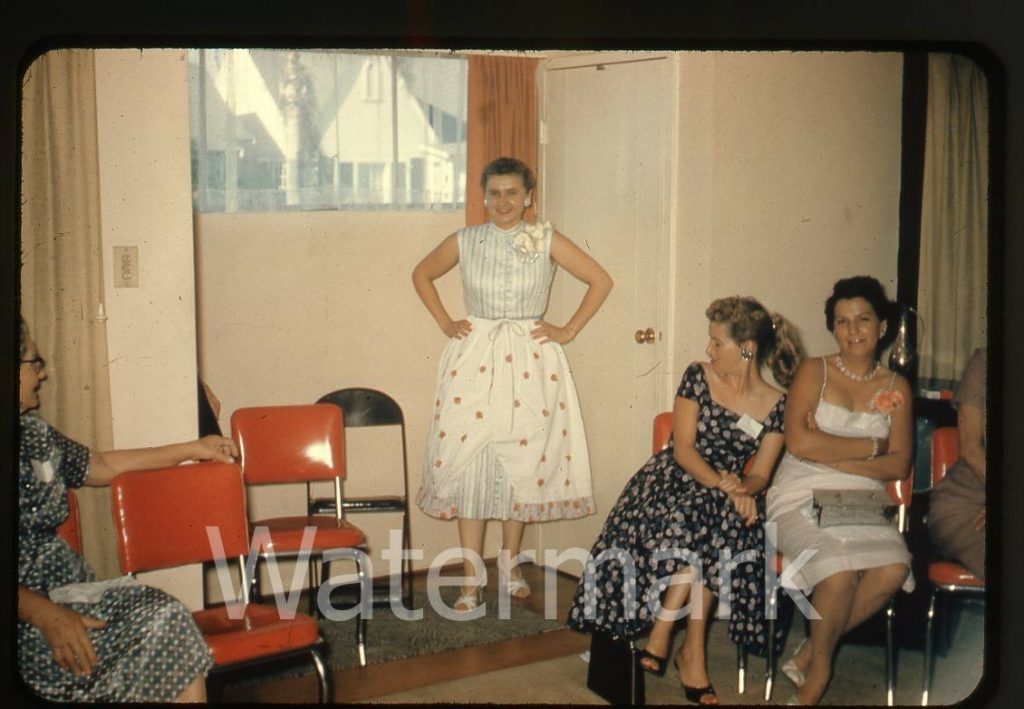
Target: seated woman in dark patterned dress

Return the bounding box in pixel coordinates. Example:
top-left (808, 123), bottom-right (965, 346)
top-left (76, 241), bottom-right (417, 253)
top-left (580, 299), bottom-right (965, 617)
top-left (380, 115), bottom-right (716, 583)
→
top-left (568, 297), bottom-right (803, 704)
top-left (17, 317), bottom-right (239, 703)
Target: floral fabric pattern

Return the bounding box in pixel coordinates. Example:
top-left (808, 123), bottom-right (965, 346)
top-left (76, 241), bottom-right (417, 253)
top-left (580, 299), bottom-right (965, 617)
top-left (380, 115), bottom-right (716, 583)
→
top-left (417, 222), bottom-right (595, 521)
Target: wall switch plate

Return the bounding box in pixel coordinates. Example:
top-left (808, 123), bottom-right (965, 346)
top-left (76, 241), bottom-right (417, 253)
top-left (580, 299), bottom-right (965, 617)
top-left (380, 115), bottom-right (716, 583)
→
top-left (113, 246), bottom-right (139, 288)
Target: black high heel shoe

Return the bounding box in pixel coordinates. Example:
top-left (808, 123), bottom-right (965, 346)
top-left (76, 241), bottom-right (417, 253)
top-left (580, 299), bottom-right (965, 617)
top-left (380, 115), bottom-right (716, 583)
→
top-left (636, 648), bottom-right (668, 677)
top-left (674, 657), bottom-right (717, 705)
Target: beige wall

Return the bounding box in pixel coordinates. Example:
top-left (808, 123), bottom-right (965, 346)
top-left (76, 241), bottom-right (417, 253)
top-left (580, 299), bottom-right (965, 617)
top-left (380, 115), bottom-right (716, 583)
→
top-left (193, 210), bottom-right (504, 587)
top-left (672, 51), bottom-right (903, 376)
top-left (94, 49), bottom-right (204, 605)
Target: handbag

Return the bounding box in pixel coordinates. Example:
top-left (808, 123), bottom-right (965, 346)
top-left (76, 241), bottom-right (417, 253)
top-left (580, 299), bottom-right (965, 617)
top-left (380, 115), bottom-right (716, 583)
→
top-left (812, 489), bottom-right (897, 527)
top-left (586, 631), bottom-right (645, 705)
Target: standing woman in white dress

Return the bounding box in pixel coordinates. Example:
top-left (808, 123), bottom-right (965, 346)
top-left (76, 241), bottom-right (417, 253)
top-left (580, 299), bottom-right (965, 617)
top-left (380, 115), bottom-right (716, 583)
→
top-left (765, 276), bottom-right (914, 705)
top-left (412, 157), bottom-right (613, 611)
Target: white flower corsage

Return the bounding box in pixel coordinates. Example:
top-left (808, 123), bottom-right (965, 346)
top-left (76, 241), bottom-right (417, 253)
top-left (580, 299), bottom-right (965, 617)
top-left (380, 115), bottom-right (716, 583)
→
top-left (510, 221), bottom-right (551, 262)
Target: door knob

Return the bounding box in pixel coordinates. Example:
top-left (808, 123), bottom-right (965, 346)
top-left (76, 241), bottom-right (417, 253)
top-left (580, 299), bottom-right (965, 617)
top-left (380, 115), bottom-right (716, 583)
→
top-left (634, 327), bottom-right (656, 344)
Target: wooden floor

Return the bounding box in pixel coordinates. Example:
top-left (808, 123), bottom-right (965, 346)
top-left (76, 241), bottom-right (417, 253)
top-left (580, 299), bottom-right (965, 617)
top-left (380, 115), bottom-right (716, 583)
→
top-left (221, 563), bottom-right (588, 704)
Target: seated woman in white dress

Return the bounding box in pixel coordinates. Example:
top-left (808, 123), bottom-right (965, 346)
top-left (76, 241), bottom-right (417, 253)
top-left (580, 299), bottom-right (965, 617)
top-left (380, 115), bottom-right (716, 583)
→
top-left (765, 276), bottom-right (914, 706)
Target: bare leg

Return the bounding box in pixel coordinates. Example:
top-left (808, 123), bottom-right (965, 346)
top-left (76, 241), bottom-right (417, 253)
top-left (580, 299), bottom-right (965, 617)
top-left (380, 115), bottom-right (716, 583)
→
top-left (789, 564), bottom-right (909, 678)
top-left (642, 567), bottom-right (695, 670)
top-left (456, 518), bottom-right (487, 609)
top-left (675, 583), bottom-right (717, 704)
top-left (500, 519), bottom-right (530, 598)
top-left (175, 674), bottom-right (207, 703)
top-left (797, 571), bottom-right (858, 705)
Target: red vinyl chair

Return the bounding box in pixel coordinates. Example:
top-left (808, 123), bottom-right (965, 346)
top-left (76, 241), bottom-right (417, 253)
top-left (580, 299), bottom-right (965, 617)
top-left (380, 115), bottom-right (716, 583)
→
top-left (921, 427), bottom-right (985, 705)
top-left (231, 404), bottom-right (369, 666)
top-left (110, 461), bottom-right (330, 702)
top-left (56, 489), bottom-right (82, 554)
top-left (650, 412), bottom-right (765, 697)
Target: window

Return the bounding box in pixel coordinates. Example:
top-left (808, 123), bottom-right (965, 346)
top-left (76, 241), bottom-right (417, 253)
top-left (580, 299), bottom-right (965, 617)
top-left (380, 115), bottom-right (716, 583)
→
top-left (188, 49), bottom-right (467, 213)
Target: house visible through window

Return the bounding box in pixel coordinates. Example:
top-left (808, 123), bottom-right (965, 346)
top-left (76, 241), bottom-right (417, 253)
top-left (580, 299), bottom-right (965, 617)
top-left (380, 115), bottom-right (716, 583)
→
top-left (188, 49), bottom-right (467, 213)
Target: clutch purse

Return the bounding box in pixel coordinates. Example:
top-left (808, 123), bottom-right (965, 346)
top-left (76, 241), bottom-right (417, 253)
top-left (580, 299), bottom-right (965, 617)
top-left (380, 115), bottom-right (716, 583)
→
top-left (812, 489), bottom-right (897, 527)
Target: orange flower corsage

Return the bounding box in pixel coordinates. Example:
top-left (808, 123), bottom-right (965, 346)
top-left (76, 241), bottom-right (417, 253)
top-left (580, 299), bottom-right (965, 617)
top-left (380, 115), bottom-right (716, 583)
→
top-left (870, 389), bottom-right (906, 416)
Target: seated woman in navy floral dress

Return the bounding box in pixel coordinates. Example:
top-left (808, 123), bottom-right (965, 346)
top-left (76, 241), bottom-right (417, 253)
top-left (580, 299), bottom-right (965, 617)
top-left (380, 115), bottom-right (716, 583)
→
top-left (568, 297), bottom-right (803, 704)
top-left (17, 318), bottom-right (239, 703)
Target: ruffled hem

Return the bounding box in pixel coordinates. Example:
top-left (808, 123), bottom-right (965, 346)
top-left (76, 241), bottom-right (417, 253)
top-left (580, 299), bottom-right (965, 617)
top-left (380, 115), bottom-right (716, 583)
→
top-left (416, 486), bottom-right (595, 522)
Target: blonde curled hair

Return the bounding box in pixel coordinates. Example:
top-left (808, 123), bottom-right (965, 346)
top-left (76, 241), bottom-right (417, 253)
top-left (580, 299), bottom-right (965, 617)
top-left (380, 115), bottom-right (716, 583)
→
top-left (705, 296), bottom-right (805, 388)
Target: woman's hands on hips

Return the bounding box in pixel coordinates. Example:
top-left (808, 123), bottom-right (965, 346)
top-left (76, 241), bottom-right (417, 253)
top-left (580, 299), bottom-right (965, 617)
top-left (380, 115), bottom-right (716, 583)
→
top-left (33, 600), bottom-right (106, 676)
top-left (531, 320), bottom-right (575, 344)
top-left (442, 319), bottom-right (473, 339)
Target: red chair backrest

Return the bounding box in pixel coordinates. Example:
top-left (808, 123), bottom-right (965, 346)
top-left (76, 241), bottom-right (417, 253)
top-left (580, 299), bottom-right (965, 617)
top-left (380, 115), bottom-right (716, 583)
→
top-left (56, 490), bottom-right (82, 554)
top-left (652, 411), bottom-right (673, 453)
top-left (931, 426), bottom-right (960, 487)
top-left (111, 461), bottom-right (249, 574)
top-left (231, 404), bottom-right (346, 484)
top-left (886, 471), bottom-right (913, 508)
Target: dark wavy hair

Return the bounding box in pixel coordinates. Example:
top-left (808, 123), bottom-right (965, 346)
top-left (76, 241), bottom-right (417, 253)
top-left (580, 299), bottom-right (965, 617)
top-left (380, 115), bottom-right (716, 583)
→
top-left (824, 276), bottom-right (897, 354)
top-left (479, 157), bottom-right (535, 192)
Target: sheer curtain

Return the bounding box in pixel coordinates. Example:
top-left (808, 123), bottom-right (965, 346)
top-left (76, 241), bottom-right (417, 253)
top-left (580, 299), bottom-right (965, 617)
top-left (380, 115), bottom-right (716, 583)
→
top-left (465, 54), bottom-right (540, 226)
top-left (917, 53), bottom-right (989, 383)
top-left (21, 49), bottom-right (119, 578)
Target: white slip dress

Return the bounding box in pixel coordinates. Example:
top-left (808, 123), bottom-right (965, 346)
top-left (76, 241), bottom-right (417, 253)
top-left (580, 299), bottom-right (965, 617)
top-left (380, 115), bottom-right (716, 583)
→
top-left (765, 358), bottom-right (914, 593)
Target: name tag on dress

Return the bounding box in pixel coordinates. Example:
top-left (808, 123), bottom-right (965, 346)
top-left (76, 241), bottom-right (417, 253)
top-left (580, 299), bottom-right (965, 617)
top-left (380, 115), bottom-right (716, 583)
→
top-left (31, 459), bottom-right (55, 483)
top-left (736, 414), bottom-right (764, 439)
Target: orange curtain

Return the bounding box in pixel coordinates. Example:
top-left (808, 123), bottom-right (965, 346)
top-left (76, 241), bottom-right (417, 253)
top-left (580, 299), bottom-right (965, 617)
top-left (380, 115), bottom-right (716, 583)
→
top-left (465, 54), bottom-right (540, 226)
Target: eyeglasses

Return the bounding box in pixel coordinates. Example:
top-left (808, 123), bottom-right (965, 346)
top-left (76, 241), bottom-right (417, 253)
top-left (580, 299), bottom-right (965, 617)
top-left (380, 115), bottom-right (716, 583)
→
top-left (20, 356), bottom-right (46, 372)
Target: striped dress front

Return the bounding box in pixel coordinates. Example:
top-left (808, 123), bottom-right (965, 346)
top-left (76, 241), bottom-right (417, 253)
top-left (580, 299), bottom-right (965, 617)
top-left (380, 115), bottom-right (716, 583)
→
top-left (416, 220), bottom-right (596, 522)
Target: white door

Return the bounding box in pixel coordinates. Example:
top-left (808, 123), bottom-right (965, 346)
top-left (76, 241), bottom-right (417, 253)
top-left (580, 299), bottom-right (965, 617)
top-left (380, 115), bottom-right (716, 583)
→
top-left (538, 54), bottom-right (674, 570)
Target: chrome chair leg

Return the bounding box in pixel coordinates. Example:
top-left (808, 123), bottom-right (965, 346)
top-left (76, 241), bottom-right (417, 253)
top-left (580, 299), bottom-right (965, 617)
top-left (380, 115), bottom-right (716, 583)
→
top-left (885, 598), bottom-right (896, 706)
top-left (356, 556), bottom-right (368, 667)
top-left (921, 589), bottom-right (938, 705)
top-left (309, 556), bottom-right (320, 617)
top-left (310, 647), bottom-right (331, 703)
top-left (764, 582), bottom-right (779, 701)
top-left (736, 643), bottom-right (747, 694)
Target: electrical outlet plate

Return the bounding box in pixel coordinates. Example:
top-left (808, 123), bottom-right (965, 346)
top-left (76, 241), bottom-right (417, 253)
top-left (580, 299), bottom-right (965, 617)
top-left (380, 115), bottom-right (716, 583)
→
top-left (113, 246), bottom-right (139, 288)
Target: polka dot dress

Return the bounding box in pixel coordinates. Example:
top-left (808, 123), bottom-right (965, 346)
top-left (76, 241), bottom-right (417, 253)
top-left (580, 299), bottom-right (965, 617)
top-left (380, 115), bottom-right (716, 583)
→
top-left (416, 222), bottom-right (595, 522)
top-left (18, 413), bottom-right (213, 702)
top-left (567, 363), bottom-right (786, 658)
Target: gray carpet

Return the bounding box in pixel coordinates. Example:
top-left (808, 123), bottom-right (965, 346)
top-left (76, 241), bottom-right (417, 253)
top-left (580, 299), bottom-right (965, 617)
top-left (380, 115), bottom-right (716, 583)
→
top-left (231, 587), bottom-right (564, 687)
top-left (320, 587), bottom-right (564, 671)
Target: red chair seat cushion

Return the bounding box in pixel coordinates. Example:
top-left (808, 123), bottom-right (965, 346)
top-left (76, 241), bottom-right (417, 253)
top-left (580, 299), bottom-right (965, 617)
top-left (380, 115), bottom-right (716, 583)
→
top-left (250, 516), bottom-right (366, 552)
top-left (194, 603), bottom-right (321, 666)
top-left (928, 561), bottom-right (984, 588)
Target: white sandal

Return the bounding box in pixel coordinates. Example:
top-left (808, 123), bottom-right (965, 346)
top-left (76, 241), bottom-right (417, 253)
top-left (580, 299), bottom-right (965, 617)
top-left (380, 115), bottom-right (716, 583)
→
top-left (502, 572), bottom-right (532, 599)
top-left (454, 586), bottom-right (484, 612)
top-left (781, 637), bottom-right (809, 688)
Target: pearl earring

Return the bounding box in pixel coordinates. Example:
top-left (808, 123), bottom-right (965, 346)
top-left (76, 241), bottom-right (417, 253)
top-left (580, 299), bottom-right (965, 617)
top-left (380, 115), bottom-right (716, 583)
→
top-left (741, 349), bottom-right (753, 361)
top-left (525, 199), bottom-right (531, 207)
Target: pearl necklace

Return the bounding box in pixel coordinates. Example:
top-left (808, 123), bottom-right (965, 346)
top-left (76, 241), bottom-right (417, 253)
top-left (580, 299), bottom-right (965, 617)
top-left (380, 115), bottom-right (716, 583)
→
top-left (833, 355), bottom-right (878, 382)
